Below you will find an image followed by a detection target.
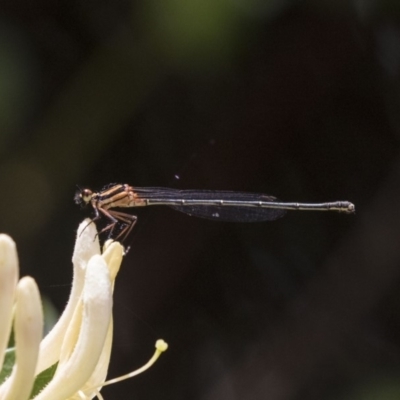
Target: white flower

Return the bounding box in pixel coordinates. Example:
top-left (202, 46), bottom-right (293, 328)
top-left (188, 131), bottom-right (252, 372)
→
top-left (0, 219), bottom-right (167, 400)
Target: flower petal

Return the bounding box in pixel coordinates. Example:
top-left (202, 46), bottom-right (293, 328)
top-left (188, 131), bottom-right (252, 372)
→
top-left (101, 241), bottom-right (124, 282)
top-left (36, 219), bottom-right (100, 374)
top-left (0, 277), bottom-right (43, 400)
top-left (0, 235), bottom-right (18, 370)
top-left (76, 241), bottom-right (124, 397)
top-left (35, 254), bottom-right (112, 400)
top-left (76, 319), bottom-right (113, 399)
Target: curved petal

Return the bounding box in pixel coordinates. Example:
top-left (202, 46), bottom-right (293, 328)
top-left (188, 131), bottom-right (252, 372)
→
top-left (75, 241), bottom-right (124, 397)
top-left (74, 320), bottom-right (113, 400)
top-left (0, 277), bottom-right (43, 400)
top-left (35, 254), bottom-right (112, 400)
top-left (0, 235), bottom-right (18, 369)
top-left (101, 241), bottom-right (124, 283)
top-left (36, 220), bottom-right (100, 374)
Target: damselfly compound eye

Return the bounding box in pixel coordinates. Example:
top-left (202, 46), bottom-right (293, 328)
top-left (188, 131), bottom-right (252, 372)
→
top-left (75, 188), bottom-right (93, 205)
top-left (81, 189), bottom-right (93, 203)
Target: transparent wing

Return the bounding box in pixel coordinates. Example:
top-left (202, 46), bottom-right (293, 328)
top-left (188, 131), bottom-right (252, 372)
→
top-left (133, 188), bottom-right (286, 222)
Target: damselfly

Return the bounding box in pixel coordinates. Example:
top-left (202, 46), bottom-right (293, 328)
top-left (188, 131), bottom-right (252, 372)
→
top-left (74, 183), bottom-right (355, 242)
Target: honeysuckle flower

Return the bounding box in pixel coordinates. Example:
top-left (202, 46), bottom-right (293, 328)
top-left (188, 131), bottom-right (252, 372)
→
top-left (0, 219), bottom-right (168, 400)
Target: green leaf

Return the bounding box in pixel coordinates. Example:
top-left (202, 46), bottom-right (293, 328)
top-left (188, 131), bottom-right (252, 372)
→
top-left (0, 347), bottom-right (15, 384)
top-left (30, 362), bottom-right (58, 399)
top-left (0, 348), bottom-right (57, 398)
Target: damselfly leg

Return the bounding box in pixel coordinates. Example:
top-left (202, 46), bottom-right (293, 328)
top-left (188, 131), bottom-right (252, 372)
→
top-left (99, 209), bottom-right (137, 242)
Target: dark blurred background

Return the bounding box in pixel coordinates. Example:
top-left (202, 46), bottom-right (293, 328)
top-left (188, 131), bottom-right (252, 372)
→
top-left (1, 0), bottom-right (400, 399)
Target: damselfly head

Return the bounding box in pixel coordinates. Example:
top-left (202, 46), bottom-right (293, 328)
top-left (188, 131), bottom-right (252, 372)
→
top-left (74, 188), bottom-right (94, 206)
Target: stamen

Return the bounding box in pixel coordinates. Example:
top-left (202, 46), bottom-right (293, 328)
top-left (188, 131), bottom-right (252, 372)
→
top-left (84, 339), bottom-right (168, 393)
top-left (94, 389), bottom-right (104, 400)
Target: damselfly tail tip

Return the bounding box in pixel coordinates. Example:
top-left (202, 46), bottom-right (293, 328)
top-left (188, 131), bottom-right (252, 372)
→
top-left (345, 202), bottom-right (355, 214)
